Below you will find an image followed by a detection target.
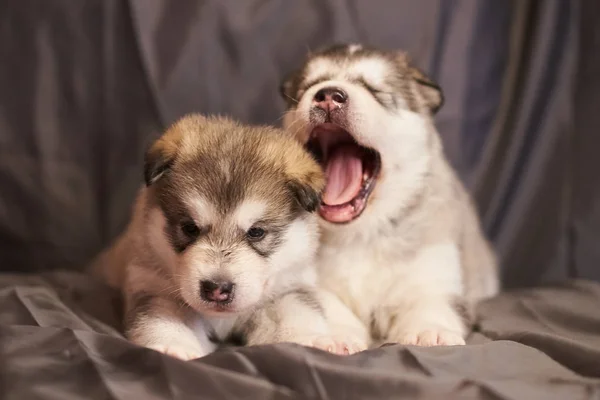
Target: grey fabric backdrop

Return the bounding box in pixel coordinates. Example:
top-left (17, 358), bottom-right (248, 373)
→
top-left (0, 0), bottom-right (597, 289)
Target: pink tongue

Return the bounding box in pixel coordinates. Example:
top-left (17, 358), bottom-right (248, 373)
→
top-left (322, 145), bottom-right (363, 206)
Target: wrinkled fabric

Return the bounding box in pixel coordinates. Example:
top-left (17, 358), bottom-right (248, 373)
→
top-left (572, 0), bottom-right (600, 283)
top-left (0, 0), bottom-right (161, 273)
top-left (1, 272), bottom-right (599, 399)
top-left (1, 2), bottom-right (599, 398)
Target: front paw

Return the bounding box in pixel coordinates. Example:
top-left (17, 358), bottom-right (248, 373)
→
top-left (394, 329), bottom-right (466, 347)
top-left (147, 342), bottom-right (208, 360)
top-left (287, 334), bottom-right (367, 355)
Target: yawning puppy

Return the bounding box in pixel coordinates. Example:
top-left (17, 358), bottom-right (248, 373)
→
top-left (91, 114), bottom-right (365, 359)
top-left (280, 44), bottom-right (499, 346)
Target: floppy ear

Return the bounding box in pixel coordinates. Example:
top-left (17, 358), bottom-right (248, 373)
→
top-left (285, 154), bottom-right (326, 213)
top-left (287, 179), bottom-right (322, 212)
top-left (408, 65), bottom-right (444, 114)
top-left (143, 133), bottom-right (180, 186)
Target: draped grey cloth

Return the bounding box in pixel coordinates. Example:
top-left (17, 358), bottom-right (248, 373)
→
top-left (1, 271), bottom-right (600, 399)
top-left (0, 0), bottom-right (597, 290)
top-left (2, 2), bottom-right (600, 400)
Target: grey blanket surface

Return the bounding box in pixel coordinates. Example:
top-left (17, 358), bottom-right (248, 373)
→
top-left (1, 272), bottom-right (599, 399)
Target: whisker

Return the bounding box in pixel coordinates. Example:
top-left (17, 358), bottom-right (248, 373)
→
top-left (285, 117), bottom-right (305, 136)
top-left (175, 298), bottom-right (188, 315)
top-left (305, 42), bottom-right (313, 56)
top-left (284, 93), bottom-right (299, 104)
top-left (273, 110), bottom-right (291, 124)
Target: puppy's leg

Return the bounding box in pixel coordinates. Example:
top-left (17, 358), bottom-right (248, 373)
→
top-left (125, 291), bottom-right (213, 360)
top-left (242, 288), bottom-right (367, 355)
top-left (124, 265), bottom-right (214, 360)
top-left (385, 295), bottom-right (466, 346)
top-left (316, 289), bottom-right (371, 349)
top-left (385, 242), bottom-right (467, 346)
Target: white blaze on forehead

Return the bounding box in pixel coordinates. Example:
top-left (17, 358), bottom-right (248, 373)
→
top-left (305, 58), bottom-right (338, 83)
top-left (348, 58), bottom-right (389, 87)
top-left (185, 196), bottom-right (217, 224)
top-left (233, 199), bottom-right (268, 231)
top-left (305, 56), bottom-right (389, 88)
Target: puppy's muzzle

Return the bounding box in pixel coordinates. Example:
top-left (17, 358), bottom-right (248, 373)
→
top-left (200, 280), bottom-right (235, 303)
top-left (313, 87), bottom-right (348, 114)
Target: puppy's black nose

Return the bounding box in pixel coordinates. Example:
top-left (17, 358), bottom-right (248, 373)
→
top-left (200, 280), bottom-right (235, 303)
top-left (313, 87), bottom-right (348, 112)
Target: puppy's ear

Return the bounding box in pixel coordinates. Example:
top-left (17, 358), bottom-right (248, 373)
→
top-left (144, 114), bottom-right (209, 185)
top-left (408, 65), bottom-right (444, 114)
top-left (285, 151), bottom-right (326, 212)
top-left (396, 52), bottom-right (444, 114)
top-left (143, 130), bottom-right (182, 186)
top-left (287, 179), bottom-right (322, 212)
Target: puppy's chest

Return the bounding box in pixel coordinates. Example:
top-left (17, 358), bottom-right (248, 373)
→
top-left (317, 243), bottom-right (410, 322)
top-left (189, 314), bottom-right (243, 346)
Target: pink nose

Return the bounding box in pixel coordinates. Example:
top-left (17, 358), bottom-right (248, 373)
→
top-left (313, 87), bottom-right (348, 112)
top-left (200, 280), bottom-right (235, 303)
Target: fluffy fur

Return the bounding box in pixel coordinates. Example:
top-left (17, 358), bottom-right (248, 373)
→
top-left (281, 44), bottom-right (499, 347)
top-left (90, 114), bottom-right (366, 359)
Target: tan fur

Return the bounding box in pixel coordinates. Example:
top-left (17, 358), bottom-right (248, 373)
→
top-left (90, 114), bottom-right (365, 360)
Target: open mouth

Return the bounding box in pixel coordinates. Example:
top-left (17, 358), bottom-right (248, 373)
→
top-left (307, 123), bottom-right (381, 223)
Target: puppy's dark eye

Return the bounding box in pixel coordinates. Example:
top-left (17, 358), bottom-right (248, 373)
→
top-left (246, 227), bottom-right (266, 241)
top-left (180, 221), bottom-right (201, 238)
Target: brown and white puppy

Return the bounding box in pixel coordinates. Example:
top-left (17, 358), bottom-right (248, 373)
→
top-left (90, 114), bottom-right (366, 359)
top-left (280, 44), bottom-right (499, 347)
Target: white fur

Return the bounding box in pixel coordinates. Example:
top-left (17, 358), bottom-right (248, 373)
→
top-left (347, 58), bottom-right (389, 88)
top-left (318, 242), bottom-right (462, 321)
top-left (285, 78), bottom-right (430, 238)
top-left (304, 57), bottom-right (390, 90)
top-left (304, 59), bottom-right (337, 84)
top-left (124, 263), bottom-right (217, 358)
top-left (97, 187), bottom-right (368, 360)
top-left (264, 217), bottom-right (320, 294)
top-left (283, 50), bottom-right (498, 347)
top-left (233, 199), bottom-right (267, 231)
top-left (185, 196), bottom-right (217, 226)
top-left (90, 116), bottom-right (375, 360)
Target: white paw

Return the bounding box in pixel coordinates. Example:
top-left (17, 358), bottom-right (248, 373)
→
top-left (147, 342), bottom-right (207, 360)
top-left (395, 329), bottom-right (466, 347)
top-left (288, 334), bottom-right (367, 355)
